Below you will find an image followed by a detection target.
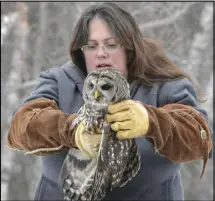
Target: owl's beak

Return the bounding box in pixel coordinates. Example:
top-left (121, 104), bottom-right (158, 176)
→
top-left (94, 90), bottom-right (101, 100)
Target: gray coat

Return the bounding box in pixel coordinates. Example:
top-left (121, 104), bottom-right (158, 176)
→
top-left (21, 61), bottom-right (210, 200)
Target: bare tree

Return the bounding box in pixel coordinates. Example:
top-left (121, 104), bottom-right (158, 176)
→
top-left (1, 2), bottom-right (41, 200)
top-left (186, 3), bottom-right (213, 101)
top-left (180, 4), bottom-right (213, 200)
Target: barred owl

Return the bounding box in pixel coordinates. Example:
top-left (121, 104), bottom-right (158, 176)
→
top-left (58, 68), bottom-right (141, 201)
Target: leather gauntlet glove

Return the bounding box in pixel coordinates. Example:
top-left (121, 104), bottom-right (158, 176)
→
top-left (75, 120), bottom-right (102, 158)
top-left (106, 100), bottom-right (149, 139)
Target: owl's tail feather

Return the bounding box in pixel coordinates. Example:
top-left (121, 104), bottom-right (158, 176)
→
top-left (58, 148), bottom-right (98, 201)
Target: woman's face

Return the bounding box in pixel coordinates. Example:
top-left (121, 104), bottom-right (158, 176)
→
top-left (82, 18), bottom-right (128, 78)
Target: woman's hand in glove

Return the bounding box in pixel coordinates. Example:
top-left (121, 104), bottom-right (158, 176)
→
top-left (106, 100), bottom-right (149, 139)
top-left (75, 120), bottom-right (102, 158)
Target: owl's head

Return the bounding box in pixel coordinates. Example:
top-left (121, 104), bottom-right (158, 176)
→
top-left (83, 68), bottom-right (130, 111)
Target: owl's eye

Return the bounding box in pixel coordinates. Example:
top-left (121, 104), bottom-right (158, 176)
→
top-left (89, 83), bottom-right (94, 89)
top-left (101, 84), bottom-right (112, 90)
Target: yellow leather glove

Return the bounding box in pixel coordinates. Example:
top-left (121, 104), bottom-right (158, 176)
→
top-left (106, 100), bottom-right (149, 139)
top-left (75, 120), bottom-right (102, 158)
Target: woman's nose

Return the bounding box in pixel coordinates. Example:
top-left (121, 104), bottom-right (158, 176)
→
top-left (96, 46), bottom-right (108, 58)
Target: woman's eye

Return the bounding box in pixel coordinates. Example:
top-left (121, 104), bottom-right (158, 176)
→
top-left (87, 45), bottom-right (97, 50)
top-left (106, 44), bottom-right (118, 49)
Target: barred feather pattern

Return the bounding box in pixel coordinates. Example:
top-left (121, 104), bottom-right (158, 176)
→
top-left (58, 68), bottom-right (141, 201)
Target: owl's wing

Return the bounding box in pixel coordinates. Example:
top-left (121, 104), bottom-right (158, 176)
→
top-left (58, 148), bottom-right (97, 201)
top-left (118, 140), bottom-right (141, 187)
top-left (109, 138), bottom-right (132, 189)
top-left (90, 125), bottom-right (141, 200)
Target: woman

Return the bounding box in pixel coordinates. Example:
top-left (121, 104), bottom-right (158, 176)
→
top-left (7, 2), bottom-right (212, 200)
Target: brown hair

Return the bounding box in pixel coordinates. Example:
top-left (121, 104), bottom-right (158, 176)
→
top-left (69, 2), bottom-right (193, 86)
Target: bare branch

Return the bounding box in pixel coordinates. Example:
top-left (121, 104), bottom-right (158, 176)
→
top-left (3, 79), bottom-right (39, 92)
top-left (130, 2), bottom-right (148, 17)
top-left (167, 30), bottom-right (192, 52)
top-left (162, 5), bottom-right (181, 36)
top-left (139, 2), bottom-right (197, 31)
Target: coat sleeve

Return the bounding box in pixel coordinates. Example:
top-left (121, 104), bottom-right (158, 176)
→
top-left (143, 78), bottom-right (213, 178)
top-left (7, 69), bottom-right (78, 155)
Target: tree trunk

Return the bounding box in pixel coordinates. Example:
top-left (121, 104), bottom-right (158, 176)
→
top-left (2, 3), bottom-right (40, 200)
top-left (180, 3), bottom-right (213, 200)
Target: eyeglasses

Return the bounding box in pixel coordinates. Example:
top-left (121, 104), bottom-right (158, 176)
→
top-left (81, 43), bottom-right (122, 54)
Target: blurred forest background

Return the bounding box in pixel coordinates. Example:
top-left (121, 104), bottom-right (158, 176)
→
top-left (1, 2), bottom-right (213, 200)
